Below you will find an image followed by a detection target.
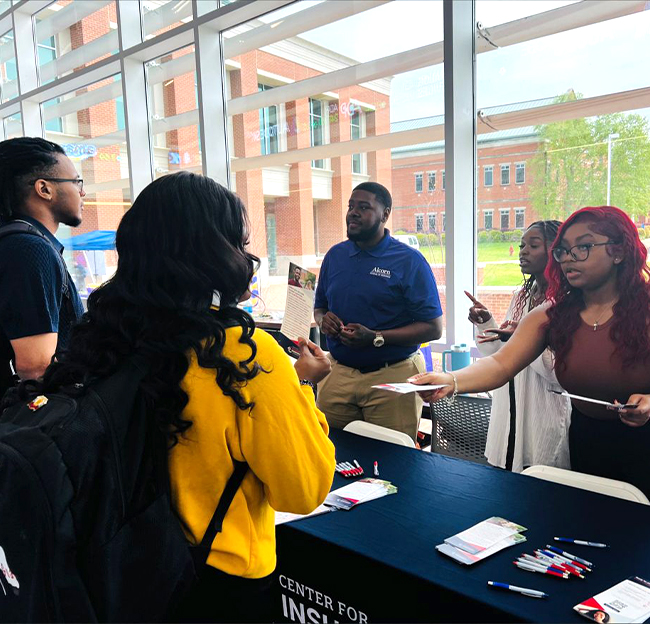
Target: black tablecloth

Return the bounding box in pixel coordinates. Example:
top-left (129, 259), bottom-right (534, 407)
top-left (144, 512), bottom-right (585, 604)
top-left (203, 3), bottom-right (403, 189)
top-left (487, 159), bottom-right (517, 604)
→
top-left (274, 429), bottom-right (650, 623)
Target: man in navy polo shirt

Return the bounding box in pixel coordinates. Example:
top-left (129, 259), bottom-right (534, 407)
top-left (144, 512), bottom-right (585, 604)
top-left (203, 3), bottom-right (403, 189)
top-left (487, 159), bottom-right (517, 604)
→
top-left (0, 137), bottom-right (85, 397)
top-left (314, 182), bottom-right (442, 441)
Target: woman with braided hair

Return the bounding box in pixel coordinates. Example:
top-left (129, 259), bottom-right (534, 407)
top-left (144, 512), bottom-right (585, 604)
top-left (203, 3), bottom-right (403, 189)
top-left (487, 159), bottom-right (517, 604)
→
top-left (464, 220), bottom-right (571, 472)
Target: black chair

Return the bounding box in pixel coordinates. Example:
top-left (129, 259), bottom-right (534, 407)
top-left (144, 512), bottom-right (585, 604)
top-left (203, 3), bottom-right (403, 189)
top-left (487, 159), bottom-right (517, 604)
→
top-left (427, 395), bottom-right (492, 465)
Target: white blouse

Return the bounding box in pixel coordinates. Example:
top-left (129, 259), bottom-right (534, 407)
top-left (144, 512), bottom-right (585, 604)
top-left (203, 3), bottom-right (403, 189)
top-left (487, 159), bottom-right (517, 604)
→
top-left (475, 289), bottom-right (572, 472)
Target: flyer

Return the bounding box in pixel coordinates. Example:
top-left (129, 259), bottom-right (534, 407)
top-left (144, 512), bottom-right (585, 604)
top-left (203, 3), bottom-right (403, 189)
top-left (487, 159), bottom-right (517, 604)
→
top-left (372, 382), bottom-right (449, 394)
top-left (324, 478), bottom-right (397, 511)
top-left (574, 577), bottom-right (650, 623)
top-left (280, 263), bottom-right (317, 342)
top-left (444, 516), bottom-right (527, 555)
top-left (436, 533), bottom-right (527, 565)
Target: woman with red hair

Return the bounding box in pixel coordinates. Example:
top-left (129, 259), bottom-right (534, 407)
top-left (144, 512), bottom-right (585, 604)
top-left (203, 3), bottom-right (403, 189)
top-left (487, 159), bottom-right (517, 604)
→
top-left (411, 206), bottom-right (650, 495)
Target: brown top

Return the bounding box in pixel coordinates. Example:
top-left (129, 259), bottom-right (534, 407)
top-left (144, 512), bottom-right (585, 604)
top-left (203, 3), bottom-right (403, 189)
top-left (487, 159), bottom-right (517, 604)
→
top-left (555, 316), bottom-right (650, 420)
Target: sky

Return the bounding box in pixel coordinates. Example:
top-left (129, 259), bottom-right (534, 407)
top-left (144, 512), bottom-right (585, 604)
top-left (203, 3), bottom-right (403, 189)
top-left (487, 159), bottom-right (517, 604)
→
top-left (259, 0), bottom-right (650, 124)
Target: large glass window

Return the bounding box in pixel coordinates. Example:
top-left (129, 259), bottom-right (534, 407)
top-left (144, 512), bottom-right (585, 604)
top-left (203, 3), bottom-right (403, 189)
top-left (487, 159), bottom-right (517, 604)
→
top-left (258, 84), bottom-right (279, 156)
top-left (483, 165), bottom-right (493, 187)
top-left (428, 171), bottom-right (436, 192)
top-left (145, 44), bottom-right (202, 178)
top-left (34, 1), bottom-right (119, 85)
top-left (414, 173), bottom-right (423, 193)
top-left (500, 164), bottom-right (510, 185)
top-left (0, 30), bottom-right (17, 103)
top-left (484, 210), bottom-right (493, 230)
top-left (223, 0), bottom-right (446, 320)
top-left (141, 0), bottom-right (193, 41)
top-left (2, 111), bottom-right (21, 139)
top-left (515, 162), bottom-right (525, 185)
top-left (42, 74), bottom-right (128, 291)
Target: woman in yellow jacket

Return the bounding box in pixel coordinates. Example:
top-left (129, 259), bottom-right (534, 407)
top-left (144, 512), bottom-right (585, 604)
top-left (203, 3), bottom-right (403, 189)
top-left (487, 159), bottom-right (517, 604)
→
top-left (45, 172), bottom-right (335, 622)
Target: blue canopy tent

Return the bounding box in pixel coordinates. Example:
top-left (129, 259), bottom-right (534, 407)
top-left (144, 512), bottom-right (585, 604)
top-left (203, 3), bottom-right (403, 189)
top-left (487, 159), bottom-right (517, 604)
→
top-left (60, 230), bottom-right (116, 251)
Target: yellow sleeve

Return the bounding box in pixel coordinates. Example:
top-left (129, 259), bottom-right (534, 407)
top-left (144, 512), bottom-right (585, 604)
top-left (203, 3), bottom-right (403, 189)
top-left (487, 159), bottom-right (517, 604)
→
top-left (236, 330), bottom-right (336, 514)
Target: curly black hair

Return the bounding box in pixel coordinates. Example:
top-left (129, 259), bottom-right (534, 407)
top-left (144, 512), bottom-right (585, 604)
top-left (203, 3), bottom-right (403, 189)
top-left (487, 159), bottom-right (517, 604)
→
top-left (42, 172), bottom-right (262, 445)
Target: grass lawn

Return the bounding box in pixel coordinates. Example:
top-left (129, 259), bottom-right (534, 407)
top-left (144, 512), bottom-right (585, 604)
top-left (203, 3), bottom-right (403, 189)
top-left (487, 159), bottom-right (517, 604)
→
top-left (481, 263), bottom-right (524, 287)
top-left (420, 241), bottom-right (518, 264)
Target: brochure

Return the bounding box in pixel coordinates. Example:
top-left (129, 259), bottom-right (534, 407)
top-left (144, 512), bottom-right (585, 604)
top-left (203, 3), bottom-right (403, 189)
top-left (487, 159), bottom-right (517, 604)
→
top-left (574, 577), bottom-right (650, 623)
top-left (280, 263), bottom-right (317, 342)
top-left (372, 382), bottom-right (449, 394)
top-left (444, 516), bottom-right (528, 555)
top-left (324, 478), bottom-right (397, 511)
top-left (436, 533), bottom-right (527, 565)
top-left (275, 504), bottom-right (334, 526)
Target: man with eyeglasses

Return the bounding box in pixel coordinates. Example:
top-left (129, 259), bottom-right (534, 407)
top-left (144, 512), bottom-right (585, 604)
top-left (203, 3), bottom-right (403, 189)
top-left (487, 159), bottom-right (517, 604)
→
top-left (0, 137), bottom-right (85, 397)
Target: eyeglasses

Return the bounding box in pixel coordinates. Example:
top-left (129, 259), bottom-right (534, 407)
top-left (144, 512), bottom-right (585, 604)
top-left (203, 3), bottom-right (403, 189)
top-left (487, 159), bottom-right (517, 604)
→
top-left (551, 241), bottom-right (617, 262)
top-left (30, 177), bottom-right (84, 192)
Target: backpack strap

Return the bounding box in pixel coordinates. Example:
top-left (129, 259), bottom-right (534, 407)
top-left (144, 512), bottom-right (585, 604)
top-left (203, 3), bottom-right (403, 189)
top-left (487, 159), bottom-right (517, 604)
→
top-left (0, 220), bottom-right (73, 303)
top-left (191, 460), bottom-right (249, 569)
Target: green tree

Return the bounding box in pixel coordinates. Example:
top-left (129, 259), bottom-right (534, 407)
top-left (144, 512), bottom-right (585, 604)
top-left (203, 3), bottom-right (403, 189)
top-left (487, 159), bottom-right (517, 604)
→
top-left (530, 92), bottom-right (650, 220)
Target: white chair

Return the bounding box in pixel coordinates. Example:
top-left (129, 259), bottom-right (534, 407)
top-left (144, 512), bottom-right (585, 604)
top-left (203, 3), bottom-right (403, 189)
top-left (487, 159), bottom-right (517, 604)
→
top-left (343, 421), bottom-right (416, 448)
top-left (522, 465), bottom-right (650, 505)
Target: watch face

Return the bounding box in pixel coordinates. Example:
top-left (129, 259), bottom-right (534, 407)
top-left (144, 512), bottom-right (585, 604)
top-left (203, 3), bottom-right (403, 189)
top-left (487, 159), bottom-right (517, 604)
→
top-left (373, 335), bottom-right (385, 347)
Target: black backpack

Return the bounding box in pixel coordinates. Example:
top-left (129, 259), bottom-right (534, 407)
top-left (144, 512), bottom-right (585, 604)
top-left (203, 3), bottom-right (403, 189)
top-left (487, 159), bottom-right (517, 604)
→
top-left (0, 357), bottom-right (247, 622)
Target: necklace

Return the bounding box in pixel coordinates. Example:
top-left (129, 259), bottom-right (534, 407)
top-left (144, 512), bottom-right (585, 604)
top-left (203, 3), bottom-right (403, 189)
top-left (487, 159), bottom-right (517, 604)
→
top-left (589, 301), bottom-right (617, 331)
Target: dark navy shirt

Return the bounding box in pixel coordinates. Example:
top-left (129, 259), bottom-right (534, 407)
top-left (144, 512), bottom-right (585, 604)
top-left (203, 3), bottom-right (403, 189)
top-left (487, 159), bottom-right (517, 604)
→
top-left (314, 231), bottom-right (442, 369)
top-left (0, 216), bottom-right (83, 353)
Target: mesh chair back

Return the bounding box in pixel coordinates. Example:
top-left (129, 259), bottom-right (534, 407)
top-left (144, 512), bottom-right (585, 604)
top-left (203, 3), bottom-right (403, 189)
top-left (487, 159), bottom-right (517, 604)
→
top-left (428, 395), bottom-right (491, 464)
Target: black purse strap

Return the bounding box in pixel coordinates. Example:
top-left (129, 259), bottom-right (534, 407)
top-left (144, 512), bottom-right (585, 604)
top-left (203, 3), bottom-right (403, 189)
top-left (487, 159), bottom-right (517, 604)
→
top-left (191, 460), bottom-right (249, 569)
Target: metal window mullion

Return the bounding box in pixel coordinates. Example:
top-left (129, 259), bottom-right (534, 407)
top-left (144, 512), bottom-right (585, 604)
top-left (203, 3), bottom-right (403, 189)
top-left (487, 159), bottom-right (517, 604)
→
top-left (195, 21), bottom-right (229, 187)
top-left (12, 8), bottom-right (40, 135)
top-left (443, 0), bottom-right (476, 347)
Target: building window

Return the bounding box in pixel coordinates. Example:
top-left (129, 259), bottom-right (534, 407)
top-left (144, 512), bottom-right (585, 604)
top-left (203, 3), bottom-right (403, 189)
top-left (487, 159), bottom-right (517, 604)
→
top-left (515, 208), bottom-right (525, 229)
top-left (484, 210), bottom-right (493, 230)
top-left (500, 209), bottom-right (510, 230)
top-left (258, 84), bottom-right (279, 156)
top-left (428, 212), bottom-right (436, 232)
top-left (501, 164), bottom-right (510, 185)
top-left (484, 165), bottom-right (493, 187)
top-left (310, 98), bottom-right (325, 168)
top-left (428, 171), bottom-right (436, 192)
top-left (442, 212), bottom-right (446, 232)
top-left (515, 163), bottom-right (525, 185)
top-left (442, 170), bottom-right (446, 191)
top-left (350, 105), bottom-right (365, 174)
top-left (415, 214), bottom-right (424, 232)
top-left (415, 173), bottom-right (423, 193)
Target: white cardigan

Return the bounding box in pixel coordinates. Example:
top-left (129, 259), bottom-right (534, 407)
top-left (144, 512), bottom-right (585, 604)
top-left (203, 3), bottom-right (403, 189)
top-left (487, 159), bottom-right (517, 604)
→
top-left (475, 290), bottom-right (572, 472)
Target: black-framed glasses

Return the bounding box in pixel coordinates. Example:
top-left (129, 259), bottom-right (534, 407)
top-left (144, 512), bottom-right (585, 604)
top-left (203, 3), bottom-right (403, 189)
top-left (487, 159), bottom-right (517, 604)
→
top-left (552, 241), bottom-right (617, 262)
top-left (30, 177), bottom-right (84, 192)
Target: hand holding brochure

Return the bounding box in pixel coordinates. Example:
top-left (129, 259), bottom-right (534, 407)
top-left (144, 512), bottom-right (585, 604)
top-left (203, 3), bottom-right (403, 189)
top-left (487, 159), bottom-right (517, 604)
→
top-left (372, 382), bottom-right (449, 394)
top-left (574, 577), bottom-right (650, 623)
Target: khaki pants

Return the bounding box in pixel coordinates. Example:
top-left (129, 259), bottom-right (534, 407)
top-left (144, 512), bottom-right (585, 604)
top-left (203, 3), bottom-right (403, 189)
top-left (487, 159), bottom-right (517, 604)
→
top-left (317, 352), bottom-right (426, 442)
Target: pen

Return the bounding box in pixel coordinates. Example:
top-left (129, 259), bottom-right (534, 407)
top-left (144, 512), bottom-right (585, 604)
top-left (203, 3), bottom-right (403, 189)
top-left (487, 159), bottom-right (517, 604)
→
top-left (533, 551), bottom-right (584, 577)
top-left (514, 561), bottom-right (569, 578)
top-left (373, 461), bottom-right (379, 477)
top-left (554, 537), bottom-right (609, 548)
top-left (546, 545), bottom-right (593, 569)
top-left (487, 581), bottom-right (548, 599)
top-left (517, 557), bottom-right (567, 576)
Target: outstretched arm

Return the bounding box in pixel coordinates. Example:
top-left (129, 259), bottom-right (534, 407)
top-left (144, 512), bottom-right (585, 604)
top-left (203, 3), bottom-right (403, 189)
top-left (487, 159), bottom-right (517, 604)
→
top-left (410, 306), bottom-right (549, 401)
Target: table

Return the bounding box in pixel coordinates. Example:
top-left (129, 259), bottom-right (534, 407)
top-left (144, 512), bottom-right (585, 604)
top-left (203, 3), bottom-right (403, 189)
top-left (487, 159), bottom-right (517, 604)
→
top-left (274, 429), bottom-right (650, 623)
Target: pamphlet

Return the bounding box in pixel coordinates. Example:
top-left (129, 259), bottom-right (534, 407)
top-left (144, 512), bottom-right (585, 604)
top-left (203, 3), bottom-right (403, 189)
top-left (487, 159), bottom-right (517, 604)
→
top-left (280, 263), bottom-right (317, 342)
top-left (324, 478), bottom-right (397, 511)
top-left (372, 382), bottom-right (449, 394)
top-left (444, 516), bottom-right (528, 555)
top-left (275, 504), bottom-right (334, 526)
top-left (574, 577), bottom-right (650, 623)
top-left (436, 533), bottom-right (527, 565)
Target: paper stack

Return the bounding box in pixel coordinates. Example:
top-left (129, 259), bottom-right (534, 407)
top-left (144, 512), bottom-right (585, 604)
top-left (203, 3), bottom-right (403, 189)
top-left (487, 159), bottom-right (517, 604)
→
top-left (436, 516), bottom-right (528, 565)
top-left (324, 478), bottom-right (397, 511)
top-left (574, 577), bottom-right (650, 623)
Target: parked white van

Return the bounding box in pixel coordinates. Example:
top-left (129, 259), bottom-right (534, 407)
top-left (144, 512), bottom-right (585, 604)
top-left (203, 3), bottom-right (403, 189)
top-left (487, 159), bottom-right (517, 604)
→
top-left (394, 234), bottom-right (420, 251)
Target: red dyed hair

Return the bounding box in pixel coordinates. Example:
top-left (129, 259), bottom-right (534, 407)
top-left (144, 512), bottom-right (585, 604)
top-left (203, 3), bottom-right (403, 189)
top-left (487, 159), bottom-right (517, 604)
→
top-left (545, 206), bottom-right (650, 371)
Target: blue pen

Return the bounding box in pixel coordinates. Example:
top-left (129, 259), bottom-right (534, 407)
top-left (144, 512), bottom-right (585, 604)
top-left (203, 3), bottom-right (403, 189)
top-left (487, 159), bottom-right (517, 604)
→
top-left (546, 545), bottom-right (593, 569)
top-left (487, 581), bottom-right (548, 598)
top-left (554, 537), bottom-right (609, 548)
